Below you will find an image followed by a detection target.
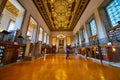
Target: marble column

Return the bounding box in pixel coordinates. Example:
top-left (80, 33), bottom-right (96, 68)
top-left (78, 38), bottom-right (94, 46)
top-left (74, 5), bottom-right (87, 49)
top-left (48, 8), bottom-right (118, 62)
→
top-left (32, 24), bottom-right (37, 43)
top-left (71, 35), bottom-right (74, 47)
top-left (75, 33), bottom-right (77, 46)
top-left (64, 37), bottom-right (66, 52)
top-left (42, 30), bottom-right (44, 44)
top-left (78, 30), bottom-right (82, 46)
top-left (24, 39), bottom-right (31, 56)
top-left (35, 25), bottom-right (40, 43)
top-left (95, 9), bottom-right (107, 39)
top-left (84, 23), bottom-right (89, 44)
top-left (73, 35), bottom-right (76, 47)
top-left (47, 35), bottom-right (49, 45)
top-left (56, 37), bottom-right (59, 53)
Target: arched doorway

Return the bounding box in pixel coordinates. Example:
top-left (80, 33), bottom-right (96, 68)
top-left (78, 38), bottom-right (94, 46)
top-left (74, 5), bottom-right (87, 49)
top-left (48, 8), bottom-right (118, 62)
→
top-left (58, 37), bottom-right (64, 53)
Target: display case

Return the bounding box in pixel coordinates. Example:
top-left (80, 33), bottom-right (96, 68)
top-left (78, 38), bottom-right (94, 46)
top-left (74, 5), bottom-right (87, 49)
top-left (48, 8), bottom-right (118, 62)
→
top-left (0, 45), bottom-right (5, 64)
top-left (0, 42), bottom-right (26, 65)
top-left (115, 27), bottom-right (120, 41)
top-left (107, 24), bottom-right (120, 42)
top-left (17, 46), bottom-right (26, 62)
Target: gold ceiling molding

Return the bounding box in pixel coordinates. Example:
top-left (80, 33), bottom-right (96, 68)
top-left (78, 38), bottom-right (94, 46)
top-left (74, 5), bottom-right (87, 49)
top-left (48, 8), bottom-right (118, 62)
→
top-left (33, 0), bottom-right (90, 31)
top-left (5, 1), bottom-right (19, 16)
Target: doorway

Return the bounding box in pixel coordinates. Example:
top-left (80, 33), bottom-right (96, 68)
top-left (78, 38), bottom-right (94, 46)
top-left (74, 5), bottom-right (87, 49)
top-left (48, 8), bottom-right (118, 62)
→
top-left (58, 38), bottom-right (64, 53)
top-left (57, 34), bottom-right (66, 53)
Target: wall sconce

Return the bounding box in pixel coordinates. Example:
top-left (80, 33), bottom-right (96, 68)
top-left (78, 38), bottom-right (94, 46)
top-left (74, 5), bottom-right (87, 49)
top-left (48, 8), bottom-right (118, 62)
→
top-left (112, 46), bottom-right (116, 52)
top-left (67, 44), bottom-right (70, 46)
top-left (53, 44), bottom-right (56, 46)
top-left (107, 42), bottom-right (112, 46)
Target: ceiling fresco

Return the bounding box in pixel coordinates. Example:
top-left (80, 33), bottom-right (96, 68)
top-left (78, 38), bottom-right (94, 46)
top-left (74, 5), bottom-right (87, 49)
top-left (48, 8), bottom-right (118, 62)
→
top-left (33, 0), bottom-right (90, 31)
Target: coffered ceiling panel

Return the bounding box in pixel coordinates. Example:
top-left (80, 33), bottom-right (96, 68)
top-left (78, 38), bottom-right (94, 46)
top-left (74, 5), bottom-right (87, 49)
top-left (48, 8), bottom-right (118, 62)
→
top-left (33, 0), bottom-right (90, 31)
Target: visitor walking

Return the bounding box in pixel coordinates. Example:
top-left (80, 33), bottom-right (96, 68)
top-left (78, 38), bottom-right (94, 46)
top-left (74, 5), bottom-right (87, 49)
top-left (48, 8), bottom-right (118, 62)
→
top-left (66, 48), bottom-right (70, 59)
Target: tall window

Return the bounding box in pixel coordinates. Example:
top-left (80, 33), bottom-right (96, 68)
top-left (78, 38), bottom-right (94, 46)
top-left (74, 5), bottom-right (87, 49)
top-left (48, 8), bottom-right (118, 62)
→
top-left (77, 32), bottom-right (79, 42)
top-left (75, 33), bottom-right (79, 45)
top-left (44, 32), bottom-right (47, 43)
top-left (8, 20), bottom-right (15, 31)
top-left (106, 0), bottom-right (120, 27)
top-left (39, 27), bottom-right (43, 41)
top-left (27, 26), bottom-right (34, 40)
top-left (27, 17), bottom-right (37, 43)
top-left (80, 27), bottom-right (85, 41)
top-left (89, 19), bottom-right (97, 36)
top-left (47, 35), bottom-right (49, 44)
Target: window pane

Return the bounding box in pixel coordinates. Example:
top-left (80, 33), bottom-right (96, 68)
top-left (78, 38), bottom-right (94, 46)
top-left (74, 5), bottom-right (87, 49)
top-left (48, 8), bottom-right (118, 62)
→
top-left (106, 0), bottom-right (120, 27)
top-left (89, 19), bottom-right (97, 36)
top-left (80, 28), bottom-right (85, 41)
top-left (27, 26), bottom-right (33, 40)
top-left (39, 27), bottom-right (43, 41)
top-left (47, 35), bottom-right (49, 44)
top-left (8, 20), bottom-right (15, 31)
top-left (44, 32), bottom-right (47, 43)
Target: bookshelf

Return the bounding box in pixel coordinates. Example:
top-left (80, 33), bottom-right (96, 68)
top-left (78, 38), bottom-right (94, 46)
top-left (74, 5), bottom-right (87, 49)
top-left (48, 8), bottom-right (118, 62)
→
top-left (17, 46), bottom-right (26, 62)
top-left (0, 42), bottom-right (26, 65)
top-left (0, 45), bottom-right (5, 64)
top-left (107, 24), bottom-right (120, 42)
top-left (115, 27), bottom-right (120, 41)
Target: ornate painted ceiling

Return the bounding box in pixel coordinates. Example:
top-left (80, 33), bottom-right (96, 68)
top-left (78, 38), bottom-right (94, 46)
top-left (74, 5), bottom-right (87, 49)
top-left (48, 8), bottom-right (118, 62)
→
top-left (33, 0), bottom-right (89, 31)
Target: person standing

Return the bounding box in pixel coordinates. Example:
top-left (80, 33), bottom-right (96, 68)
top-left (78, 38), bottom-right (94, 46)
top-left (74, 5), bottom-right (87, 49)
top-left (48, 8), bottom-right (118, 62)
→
top-left (66, 48), bottom-right (70, 59)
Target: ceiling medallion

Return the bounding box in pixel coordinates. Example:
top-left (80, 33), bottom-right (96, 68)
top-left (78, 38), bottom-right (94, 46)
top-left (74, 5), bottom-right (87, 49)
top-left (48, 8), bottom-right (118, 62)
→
top-left (33, 0), bottom-right (90, 31)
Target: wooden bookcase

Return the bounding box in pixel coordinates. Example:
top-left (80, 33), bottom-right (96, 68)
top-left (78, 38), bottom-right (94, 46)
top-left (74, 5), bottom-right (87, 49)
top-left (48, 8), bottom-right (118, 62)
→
top-left (107, 24), bottom-right (120, 42)
top-left (0, 44), bottom-right (6, 64)
top-left (0, 42), bottom-right (26, 65)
